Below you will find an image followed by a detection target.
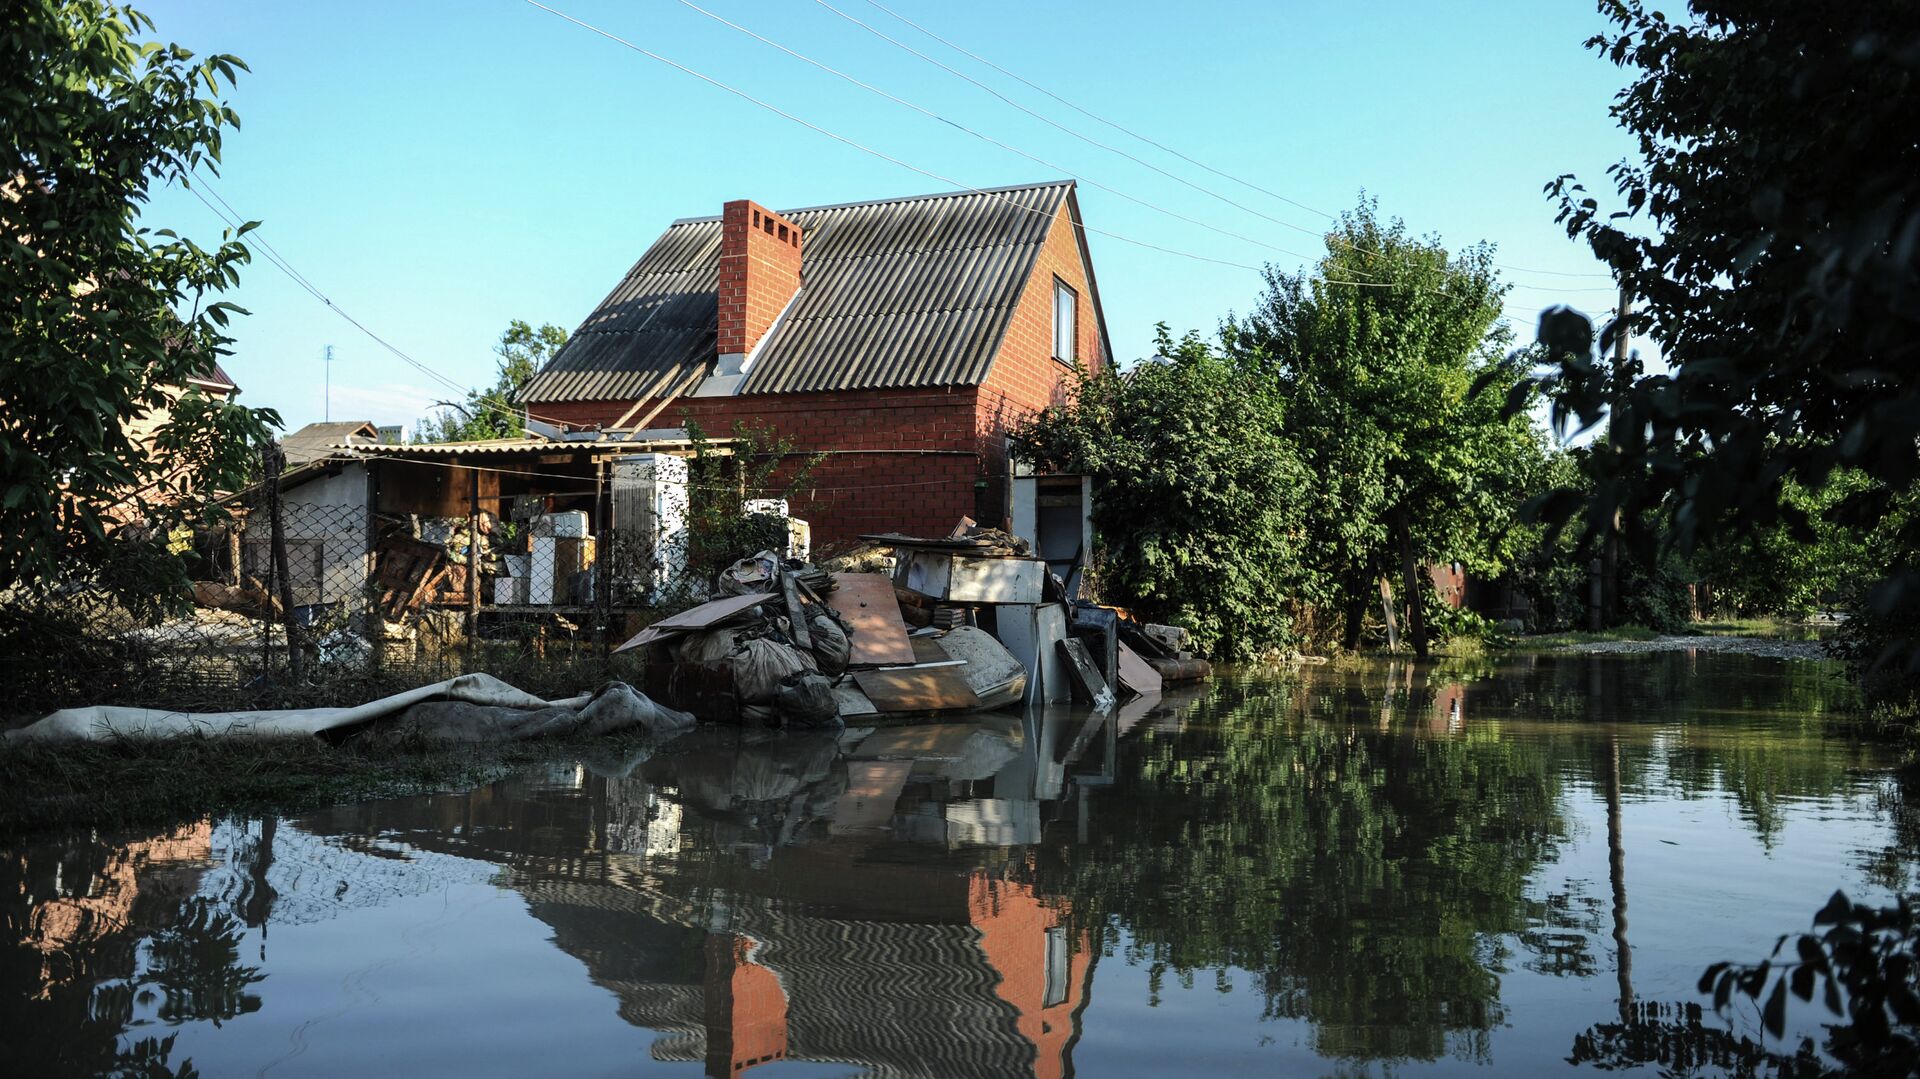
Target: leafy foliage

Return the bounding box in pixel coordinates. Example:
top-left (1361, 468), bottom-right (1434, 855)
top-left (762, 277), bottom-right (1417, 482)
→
top-left (1, 0), bottom-right (277, 611)
top-left (678, 420), bottom-right (824, 595)
top-left (1521, 3), bottom-right (1920, 654)
top-left (416, 319), bottom-right (568, 442)
top-left (1009, 325), bottom-right (1312, 658)
top-left (1701, 891), bottom-right (1919, 1076)
top-left (1227, 199), bottom-right (1549, 652)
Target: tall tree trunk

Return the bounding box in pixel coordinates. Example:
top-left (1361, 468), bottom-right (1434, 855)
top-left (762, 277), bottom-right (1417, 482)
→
top-left (1607, 731), bottom-right (1633, 1022)
top-left (1397, 513), bottom-right (1429, 659)
top-left (1342, 576), bottom-right (1369, 651)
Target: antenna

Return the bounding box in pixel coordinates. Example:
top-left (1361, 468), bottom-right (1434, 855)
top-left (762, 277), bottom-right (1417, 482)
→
top-left (323, 344), bottom-right (334, 421)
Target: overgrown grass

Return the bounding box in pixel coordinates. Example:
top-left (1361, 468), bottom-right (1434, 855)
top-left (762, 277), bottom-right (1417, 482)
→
top-left (0, 729), bottom-right (660, 838)
top-left (1505, 624), bottom-right (1665, 650)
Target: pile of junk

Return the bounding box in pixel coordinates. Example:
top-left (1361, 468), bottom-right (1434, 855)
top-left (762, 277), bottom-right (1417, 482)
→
top-left (620, 521), bottom-right (1211, 729)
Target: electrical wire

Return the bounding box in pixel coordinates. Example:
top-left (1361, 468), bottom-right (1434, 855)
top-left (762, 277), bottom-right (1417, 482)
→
top-left (670, 0), bottom-right (1328, 264)
top-left (183, 178), bottom-right (569, 429)
top-left (519, 1), bottom-right (1282, 273)
top-left (851, 0), bottom-right (1620, 283)
top-left (520, 0), bottom-right (1446, 286)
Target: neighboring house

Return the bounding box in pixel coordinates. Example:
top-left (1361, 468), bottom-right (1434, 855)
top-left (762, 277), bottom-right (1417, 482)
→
top-left (108, 361), bottom-right (242, 524)
top-left (518, 181), bottom-right (1111, 549)
top-left (282, 419), bottom-right (380, 466)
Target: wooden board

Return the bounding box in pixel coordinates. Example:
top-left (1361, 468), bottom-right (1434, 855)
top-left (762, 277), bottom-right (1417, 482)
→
top-left (852, 664), bottom-right (983, 713)
top-left (829, 760), bottom-right (913, 834)
top-left (612, 592), bottom-right (771, 653)
top-left (910, 636), bottom-right (952, 665)
top-left (1116, 640), bottom-right (1164, 696)
top-left (827, 572), bottom-right (915, 667)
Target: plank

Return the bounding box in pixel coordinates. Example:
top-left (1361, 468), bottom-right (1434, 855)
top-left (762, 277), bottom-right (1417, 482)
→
top-left (851, 664), bottom-right (983, 713)
top-left (829, 760), bottom-right (913, 834)
top-left (1116, 640), bottom-right (1164, 696)
top-left (826, 572), bottom-right (915, 667)
top-left (612, 592), bottom-right (772, 653)
top-left (781, 570), bottom-right (811, 650)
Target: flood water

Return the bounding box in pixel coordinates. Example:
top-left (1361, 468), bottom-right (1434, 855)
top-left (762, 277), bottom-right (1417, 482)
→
top-left (5, 650), bottom-right (1914, 1077)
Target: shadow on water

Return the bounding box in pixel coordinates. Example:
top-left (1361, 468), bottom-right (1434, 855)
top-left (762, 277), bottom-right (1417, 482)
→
top-left (0, 650), bottom-right (1910, 1076)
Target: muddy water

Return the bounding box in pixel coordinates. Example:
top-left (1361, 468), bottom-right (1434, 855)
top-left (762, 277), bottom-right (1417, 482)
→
top-left (4, 651), bottom-right (1912, 1077)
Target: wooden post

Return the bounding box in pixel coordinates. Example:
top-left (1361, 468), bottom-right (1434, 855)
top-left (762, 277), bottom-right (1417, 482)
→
top-left (262, 441), bottom-right (303, 683)
top-left (1398, 518), bottom-right (1429, 659)
top-left (466, 465), bottom-right (481, 645)
top-left (1377, 575), bottom-right (1400, 653)
top-left (1601, 284), bottom-right (1631, 628)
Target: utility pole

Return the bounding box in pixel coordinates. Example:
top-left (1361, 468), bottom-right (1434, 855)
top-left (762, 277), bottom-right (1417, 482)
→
top-left (323, 344), bottom-right (335, 422)
top-left (1603, 287), bottom-right (1630, 626)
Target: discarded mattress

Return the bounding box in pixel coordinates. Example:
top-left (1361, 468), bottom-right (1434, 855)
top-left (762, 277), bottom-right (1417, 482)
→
top-left (4, 673), bottom-right (691, 744)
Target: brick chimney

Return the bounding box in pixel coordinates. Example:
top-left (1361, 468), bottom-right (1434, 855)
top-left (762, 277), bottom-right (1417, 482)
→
top-left (716, 199), bottom-right (803, 375)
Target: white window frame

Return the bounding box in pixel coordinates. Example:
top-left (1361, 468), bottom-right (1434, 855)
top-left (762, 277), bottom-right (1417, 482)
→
top-left (1052, 278), bottom-right (1078, 364)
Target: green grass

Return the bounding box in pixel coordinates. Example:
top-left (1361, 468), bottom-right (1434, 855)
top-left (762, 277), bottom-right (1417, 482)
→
top-left (1505, 625), bottom-right (1665, 650)
top-left (0, 729), bottom-right (661, 838)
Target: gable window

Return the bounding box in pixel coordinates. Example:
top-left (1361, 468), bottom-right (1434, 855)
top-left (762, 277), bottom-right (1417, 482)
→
top-left (1052, 278), bottom-right (1077, 363)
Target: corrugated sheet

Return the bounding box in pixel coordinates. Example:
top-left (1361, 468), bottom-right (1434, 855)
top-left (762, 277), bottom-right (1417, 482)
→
top-left (519, 182), bottom-right (1072, 403)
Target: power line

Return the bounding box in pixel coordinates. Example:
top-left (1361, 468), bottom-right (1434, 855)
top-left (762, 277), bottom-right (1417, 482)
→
top-left (519, 0), bottom-right (1277, 273)
top-left (857, 0), bottom-right (1332, 219)
top-left (669, 0), bottom-right (1328, 265)
top-left (183, 179), bottom-right (566, 429)
top-left (845, 0), bottom-right (1619, 284)
top-left (808, 0), bottom-right (1338, 244)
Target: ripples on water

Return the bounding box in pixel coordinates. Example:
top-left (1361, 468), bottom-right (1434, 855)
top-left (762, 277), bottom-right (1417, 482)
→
top-left (2, 651), bottom-right (1912, 1077)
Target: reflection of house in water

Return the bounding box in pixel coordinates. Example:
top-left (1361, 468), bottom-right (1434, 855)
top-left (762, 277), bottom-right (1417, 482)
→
top-left (2, 706), bottom-right (1143, 1078)
top-left (288, 711), bottom-right (1118, 1078)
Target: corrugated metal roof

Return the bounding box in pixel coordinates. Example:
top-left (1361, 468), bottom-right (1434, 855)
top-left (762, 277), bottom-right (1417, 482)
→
top-left (519, 182), bottom-right (1075, 403)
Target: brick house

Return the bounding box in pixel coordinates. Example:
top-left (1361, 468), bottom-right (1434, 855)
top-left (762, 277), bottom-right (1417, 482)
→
top-left (517, 181), bottom-right (1111, 550)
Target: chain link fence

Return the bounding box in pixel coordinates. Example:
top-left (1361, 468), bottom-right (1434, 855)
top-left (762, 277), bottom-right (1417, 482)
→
top-left (0, 497), bottom-right (654, 727)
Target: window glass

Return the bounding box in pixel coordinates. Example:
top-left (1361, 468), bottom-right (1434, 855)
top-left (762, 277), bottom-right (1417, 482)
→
top-left (1053, 279), bottom-right (1077, 361)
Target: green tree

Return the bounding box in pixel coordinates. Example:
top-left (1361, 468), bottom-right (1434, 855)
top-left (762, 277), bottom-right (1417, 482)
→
top-left (417, 319), bottom-right (568, 442)
top-left (1227, 199), bottom-right (1546, 655)
top-left (1009, 325), bottom-right (1314, 659)
top-left (1, 0), bottom-right (277, 610)
top-left (1529, 1), bottom-right (1920, 711)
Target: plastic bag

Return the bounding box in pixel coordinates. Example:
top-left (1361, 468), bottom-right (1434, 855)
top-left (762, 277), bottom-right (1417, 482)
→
top-left (729, 637), bottom-right (816, 706)
top-left (807, 614), bottom-right (851, 677)
top-left (774, 672), bottom-right (841, 729)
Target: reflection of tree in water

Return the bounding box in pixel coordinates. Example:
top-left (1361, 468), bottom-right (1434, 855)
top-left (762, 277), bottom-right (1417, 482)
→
top-left (0, 821), bottom-right (268, 1077)
top-left (143, 897), bottom-right (264, 1026)
top-left (1568, 1000), bottom-right (1827, 1077)
top-left (1039, 677), bottom-right (1572, 1063)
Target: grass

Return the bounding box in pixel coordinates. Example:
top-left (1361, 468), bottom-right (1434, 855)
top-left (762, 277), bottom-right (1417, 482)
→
top-left (0, 728), bottom-right (661, 838)
top-left (1501, 625), bottom-right (1665, 650)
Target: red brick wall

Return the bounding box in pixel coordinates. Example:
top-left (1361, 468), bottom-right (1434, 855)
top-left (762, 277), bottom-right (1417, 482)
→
top-left (974, 206), bottom-right (1105, 524)
top-left (719, 200), bottom-right (804, 358)
top-left (539, 196), bottom-right (1106, 547)
top-left (537, 388), bottom-right (982, 552)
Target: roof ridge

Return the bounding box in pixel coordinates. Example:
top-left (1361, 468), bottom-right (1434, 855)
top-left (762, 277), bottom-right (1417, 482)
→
top-left (666, 179), bottom-right (1071, 225)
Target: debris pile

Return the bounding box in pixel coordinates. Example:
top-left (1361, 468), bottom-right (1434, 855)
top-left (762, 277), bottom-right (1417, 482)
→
top-left (622, 520), bottom-right (1210, 727)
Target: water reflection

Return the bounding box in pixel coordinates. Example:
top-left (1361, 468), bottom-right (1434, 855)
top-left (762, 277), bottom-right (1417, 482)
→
top-left (1, 651), bottom-right (1908, 1077)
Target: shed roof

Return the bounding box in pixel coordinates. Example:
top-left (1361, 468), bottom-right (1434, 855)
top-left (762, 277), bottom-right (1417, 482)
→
top-left (520, 181), bottom-right (1103, 404)
top-left (283, 420), bottom-right (379, 464)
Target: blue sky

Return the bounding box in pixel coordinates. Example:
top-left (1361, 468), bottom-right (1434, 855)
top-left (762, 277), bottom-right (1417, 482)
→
top-left (138, 0), bottom-right (1641, 432)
